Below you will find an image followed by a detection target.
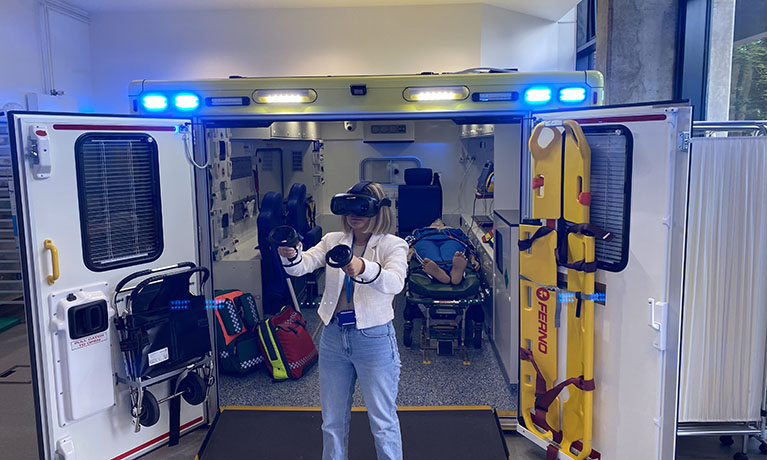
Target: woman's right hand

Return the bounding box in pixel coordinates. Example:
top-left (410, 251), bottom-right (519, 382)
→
top-left (278, 242), bottom-right (301, 259)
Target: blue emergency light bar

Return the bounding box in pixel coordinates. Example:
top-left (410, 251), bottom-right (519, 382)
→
top-left (524, 87), bottom-right (552, 104)
top-left (174, 93), bottom-right (200, 111)
top-left (559, 87), bottom-right (587, 103)
top-left (141, 94), bottom-right (168, 111)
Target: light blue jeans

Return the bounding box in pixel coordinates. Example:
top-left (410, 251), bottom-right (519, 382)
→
top-left (319, 320), bottom-right (402, 460)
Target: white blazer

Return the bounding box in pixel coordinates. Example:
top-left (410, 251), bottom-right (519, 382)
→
top-left (280, 231), bottom-right (408, 329)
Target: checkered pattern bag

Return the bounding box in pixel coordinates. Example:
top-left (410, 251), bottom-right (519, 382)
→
top-left (257, 305), bottom-right (318, 380)
top-left (214, 290), bottom-right (265, 375)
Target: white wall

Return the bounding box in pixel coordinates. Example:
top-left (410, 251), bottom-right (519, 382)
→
top-left (89, 4), bottom-right (577, 113)
top-left (0, 0), bottom-right (44, 108)
top-left (89, 5), bottom-right (484, 113)
top-left (479, 4), bottom-right (576, 71)
top-left (0, 0), bottom-right (94, 112)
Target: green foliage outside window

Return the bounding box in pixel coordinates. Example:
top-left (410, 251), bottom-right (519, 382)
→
top-left (730, 38), bottom-right (767, 120)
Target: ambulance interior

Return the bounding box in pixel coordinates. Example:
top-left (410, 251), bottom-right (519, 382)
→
top-left (208, 118), bottom-right (521, 410)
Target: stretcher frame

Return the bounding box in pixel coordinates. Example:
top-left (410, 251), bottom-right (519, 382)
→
top-left (403, 235), bottom-right (488, 364)
top-left (519, 120), bottom-right (596, 460)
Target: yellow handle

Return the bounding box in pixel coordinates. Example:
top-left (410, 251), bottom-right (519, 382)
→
top-left (44, 239), bottom-right (59, 285)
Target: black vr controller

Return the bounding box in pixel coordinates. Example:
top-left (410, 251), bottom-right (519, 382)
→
top-left (325, 244), bottom-right (353, 268)
top-left (330, 181), bottom-right (391, 217)
top-left (268, 225), bottom-right (303, 248)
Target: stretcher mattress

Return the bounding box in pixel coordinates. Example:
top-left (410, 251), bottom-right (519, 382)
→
top-left (408, 263), bottom-right (481, 299)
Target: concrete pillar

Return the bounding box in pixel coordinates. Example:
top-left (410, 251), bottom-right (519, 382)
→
top-left (706, 0), bottom-right (736, 121)
top-left (595, 0), bottom-right (680, 105)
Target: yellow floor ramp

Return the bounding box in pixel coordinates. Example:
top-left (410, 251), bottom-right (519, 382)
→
top-left (520, 121), bottom-right (599, 460)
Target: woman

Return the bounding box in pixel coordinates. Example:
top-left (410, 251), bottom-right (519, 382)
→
top-left (278, 182), bottom-right (407, 460)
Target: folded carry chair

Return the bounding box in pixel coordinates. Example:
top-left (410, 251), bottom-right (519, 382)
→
top-left (213, 290), bottom-right (265, 374)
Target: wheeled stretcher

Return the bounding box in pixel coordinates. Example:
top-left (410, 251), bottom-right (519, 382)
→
top-left (401, 230), bottom-right (487, 364)
top-left (113, 263), bottom-right (215, 433)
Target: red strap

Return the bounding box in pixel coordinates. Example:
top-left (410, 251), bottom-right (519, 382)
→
top-left (578, 192), bottom-right (591, 205)
top-left (547, 444), bottom-right (560, 460)
top-left (521, 346), bottom-right (596, 458)
top-left (532, 176), bottom-right (545, 189)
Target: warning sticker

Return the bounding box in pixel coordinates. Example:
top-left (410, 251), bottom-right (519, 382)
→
top-left (148, 347), bottom-right (169, 366)
top-left (70, 332), bottom-right (107, 351)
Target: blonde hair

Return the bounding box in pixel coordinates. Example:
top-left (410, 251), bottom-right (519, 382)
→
top-left (341, 182), bottom-right (393, 235)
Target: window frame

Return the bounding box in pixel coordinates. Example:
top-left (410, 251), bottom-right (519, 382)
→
top-left (581, 124), bottom-right (634, 272)
top-left (74, 132), bottom-right (165, 272)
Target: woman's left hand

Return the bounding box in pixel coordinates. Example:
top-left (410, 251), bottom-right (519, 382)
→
top-left (342, 256), bottom-right (365, 278)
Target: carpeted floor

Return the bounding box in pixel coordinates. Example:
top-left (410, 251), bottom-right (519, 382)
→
top-left (218, 294), bottom-right (517, 411)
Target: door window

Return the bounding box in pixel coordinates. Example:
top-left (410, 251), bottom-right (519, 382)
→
top-left (75, 133), bottom-right (164, 271)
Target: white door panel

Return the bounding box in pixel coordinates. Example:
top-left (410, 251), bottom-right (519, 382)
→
top-left (9, 113), bottom-right (206, 460)
top-left (526, 104), bottom-right (691, 460)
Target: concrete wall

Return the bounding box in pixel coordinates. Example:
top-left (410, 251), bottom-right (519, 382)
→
top-left (89, 4), bottom-right (576, 113)
top-left (596, 0), bottom-right (679, 104)
top-left (706, 0), bottom-right (736, 121)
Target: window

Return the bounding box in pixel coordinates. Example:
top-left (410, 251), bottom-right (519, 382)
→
top-left (581, 125), bottom-right (633, 272)
top-left (359, 156), bottom-right (422, 185)
top-left (576, 0), bottom-right (597, 71)
top-left (75, 133), bottom-right (163, 271)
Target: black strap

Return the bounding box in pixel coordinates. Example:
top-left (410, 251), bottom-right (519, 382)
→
top-left (168, 375), bottom-right (181, 446)
top-left (568, 223), bottom-right (614, 242)
top-left (350, 181), bottom-right (372, 194)
top-left (562, 259), bottom-right (597, 273)
top-left (350, 261), bottom-right (383, 285)
top-left (518, 226), bottom-right (554, 251)
top-left (281, 253), bottom-right (302, 268)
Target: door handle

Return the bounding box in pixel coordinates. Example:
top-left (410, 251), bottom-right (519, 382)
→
top-left (44, 239), bottom-right (59, 285)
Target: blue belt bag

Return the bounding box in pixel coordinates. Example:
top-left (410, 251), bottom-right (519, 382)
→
top-left (336, 310), bottom-right (356, 326)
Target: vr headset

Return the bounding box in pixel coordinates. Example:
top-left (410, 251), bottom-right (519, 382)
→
top-left (330, 181), bottom-right (391, 217)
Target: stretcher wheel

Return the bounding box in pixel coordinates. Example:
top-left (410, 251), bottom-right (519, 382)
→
top-left (473, 324), bottom-right (483, 349)
top-left (734, 453), bottom-right (748, 460)
top-left (721, 436), bottom-right (735, 446)
top-left (139, 391), bottom-right (160, 427)
top-left (180, 373), bottom-right (207, 406)
top-left (758, 442), bottom-right (767, 454)
top-left (403, 322), bottom-right (413, 348)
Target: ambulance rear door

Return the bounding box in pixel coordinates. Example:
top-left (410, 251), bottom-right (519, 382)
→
top-left (521, 102), bottom-right (692, 460)
top-left (7, 112), bottom-right (214, 460)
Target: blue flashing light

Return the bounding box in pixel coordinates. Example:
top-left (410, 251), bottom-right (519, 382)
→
top-left (559, 87), bottom-right (587, 103)
top-left (524, 87), bottom-right (552, 104)
top-left (142, 94), bottom-right (168, 111)
top-left (174, 93), bottom-right (200, 111)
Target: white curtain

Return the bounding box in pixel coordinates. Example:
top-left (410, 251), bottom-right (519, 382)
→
top-left (679, 137), bottom-right (767, 422)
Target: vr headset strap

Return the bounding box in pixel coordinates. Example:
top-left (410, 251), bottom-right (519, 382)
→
top-left (350, 181), bottom-right (372, 194)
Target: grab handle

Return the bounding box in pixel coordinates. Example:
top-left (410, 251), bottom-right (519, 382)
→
top-left (44, 239), bottom-right (59, 285)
